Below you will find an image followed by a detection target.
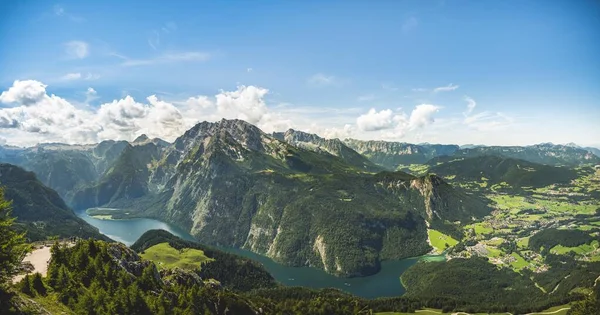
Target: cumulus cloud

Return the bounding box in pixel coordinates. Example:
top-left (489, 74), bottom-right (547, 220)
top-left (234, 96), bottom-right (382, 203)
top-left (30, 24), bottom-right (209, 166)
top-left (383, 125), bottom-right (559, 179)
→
top-left (0, 80), bottom-right (291, 146)
top-left (64, 41), bottom-right (89, 59)
top-left (355, 104), bottom-right (440, 139)
top-left (433, 83), bottom-right (459, 93)
top-left (407, 104), bottom-right (439, 130)
top-left (356, 108), bottom-right (396, 131)
top-left (216, 86), bottom-right (268, 124)
top-left (0, 80), bottom-right (442, 146)
top-left (322, 124), bottom-right (355, 139)
top-left (0, 80), bottom-right (48, 105)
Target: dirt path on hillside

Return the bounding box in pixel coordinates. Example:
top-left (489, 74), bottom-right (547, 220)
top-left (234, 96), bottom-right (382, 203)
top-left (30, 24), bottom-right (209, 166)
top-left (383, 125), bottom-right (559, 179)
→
top-left (12, 245), bottom-right (52, 283)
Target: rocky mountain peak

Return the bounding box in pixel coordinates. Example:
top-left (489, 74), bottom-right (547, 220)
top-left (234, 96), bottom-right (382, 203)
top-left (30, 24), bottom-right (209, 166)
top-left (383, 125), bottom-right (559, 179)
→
top-left (133, 134), bottom-right (150, 143)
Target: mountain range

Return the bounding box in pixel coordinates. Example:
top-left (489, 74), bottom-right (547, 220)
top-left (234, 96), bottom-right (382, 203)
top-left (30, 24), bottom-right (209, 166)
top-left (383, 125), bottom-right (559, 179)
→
top-left (1, 119), bottom-right (599, 276)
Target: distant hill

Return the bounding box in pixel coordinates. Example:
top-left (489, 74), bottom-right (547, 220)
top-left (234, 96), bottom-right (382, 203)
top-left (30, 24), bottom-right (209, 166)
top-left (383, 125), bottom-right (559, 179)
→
top-left (428, 155), bottom-right (579, 189)
top-left (0, 163), bottom-right (108, 241)
top-left (0, 140), bottom-right (130, 201)
top-left (445, 144), bottom-right (600, 167)
top-left (343, 139), bottom-right (459, 169)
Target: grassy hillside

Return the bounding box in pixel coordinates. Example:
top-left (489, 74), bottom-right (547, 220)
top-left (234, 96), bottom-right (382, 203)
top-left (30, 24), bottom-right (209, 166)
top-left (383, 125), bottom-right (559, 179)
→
top-left (401, 257), bottom-right (573, 314)
top-left (428, 155), bottom-right (578, 190)
top-left (132, 229), bottom-right (277, 291)
top-left (0, 163), bottom-right (108, 241)
top-left (140, 242), bottom-right (214, 270)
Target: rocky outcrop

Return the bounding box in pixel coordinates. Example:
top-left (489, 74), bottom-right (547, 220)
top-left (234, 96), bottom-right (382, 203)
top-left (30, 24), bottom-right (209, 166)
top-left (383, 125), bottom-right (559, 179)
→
top-left (160, 268), bottom-right (204, 287)
top-left (108, 243), bottom-right (161, 284)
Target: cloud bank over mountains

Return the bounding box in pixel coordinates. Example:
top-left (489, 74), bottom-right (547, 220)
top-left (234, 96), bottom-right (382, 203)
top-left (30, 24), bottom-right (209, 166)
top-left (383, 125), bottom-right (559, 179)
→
top-left (0, 80), bottom-right (441, 147)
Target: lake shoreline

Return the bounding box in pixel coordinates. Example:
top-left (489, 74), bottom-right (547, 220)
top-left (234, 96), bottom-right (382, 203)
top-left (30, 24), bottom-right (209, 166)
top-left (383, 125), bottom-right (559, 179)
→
top-left (77, 209), bottom-right (444, 299)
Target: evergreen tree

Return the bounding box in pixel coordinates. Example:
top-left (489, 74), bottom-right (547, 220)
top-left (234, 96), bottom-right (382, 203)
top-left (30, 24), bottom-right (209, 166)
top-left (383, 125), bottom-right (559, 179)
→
top-left (0, 188), bottom-right (30, 289)
top-left (31, 272), bottom-right (47, 296)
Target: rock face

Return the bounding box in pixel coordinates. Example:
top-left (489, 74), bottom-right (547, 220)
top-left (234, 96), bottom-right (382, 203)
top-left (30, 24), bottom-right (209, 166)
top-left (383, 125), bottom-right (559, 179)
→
top-left (108, 243), bottom-right (160, 280)
top-left (343, 139), bottom-right (459, 169)
top-left (160, 268), bottom-right (204, 287)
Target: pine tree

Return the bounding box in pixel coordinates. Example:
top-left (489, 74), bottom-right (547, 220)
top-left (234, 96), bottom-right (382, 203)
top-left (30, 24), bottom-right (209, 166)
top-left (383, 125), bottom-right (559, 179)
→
top-left (0, 188), bottom-right (30, 289)
top-left (31, 272), bottom-right (47, 296)
top-left (18, 274), bottom-right (34, 296)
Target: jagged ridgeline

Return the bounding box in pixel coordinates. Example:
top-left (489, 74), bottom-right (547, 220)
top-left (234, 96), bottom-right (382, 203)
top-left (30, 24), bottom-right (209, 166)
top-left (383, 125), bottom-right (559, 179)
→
top-left (1, 119), bottom-right (491, 276)
top-left (0, 163), bottom-right (107, 241)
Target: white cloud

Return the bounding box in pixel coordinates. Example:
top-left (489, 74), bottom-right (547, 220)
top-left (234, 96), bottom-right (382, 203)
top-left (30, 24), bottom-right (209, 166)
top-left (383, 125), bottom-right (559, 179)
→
top-left (61, 73), bottom-right (82, 81)
top-left (407, 104), bottom-right (439, 130)
top-left (463, 96), bottom-right (476, 115)
top-left (121, 51), bottom-right (211, 66)
top-left (322, 124), bottom-right (355, 139)
top-left (247, 68), bottom-right (253, 73)
top-left (64, 41), bottom-right (89, 59)
top-left (0, 80), bottom-right (286, 145)
top-left (308, 73), bottom-right (339, 86)
top-left (0, 80), bottom-right (48, 105)
top-left (433, 83), bottom-right (459, 93)
top-left (355, 104), bottom-right (440, 139)
top-left (59, 72), bottom-right (99, 81)
top-left (84, 87), bottom-right (99, 104)
top-left (402, 17), bottom-right (418, 33)
top-left (215, 86), bottom-right (269, 124)
top-left (356, 108), bottom-right (396, 131)
top-left (411, 88), bottom-right (428, 92)
top-left (462, 97), bottom-right (513, 131)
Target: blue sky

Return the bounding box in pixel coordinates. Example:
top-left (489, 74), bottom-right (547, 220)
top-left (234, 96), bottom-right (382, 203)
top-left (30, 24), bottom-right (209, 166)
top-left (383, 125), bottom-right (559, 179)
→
top-left (0, 0), bottom-right (599, 147)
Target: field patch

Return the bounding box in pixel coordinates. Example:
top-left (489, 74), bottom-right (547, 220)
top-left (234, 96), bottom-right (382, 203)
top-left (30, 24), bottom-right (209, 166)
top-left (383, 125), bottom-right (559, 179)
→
top-left (140, 242), bottom-right (214, 270)
top-left (428, 229), bottom-right (458, 253)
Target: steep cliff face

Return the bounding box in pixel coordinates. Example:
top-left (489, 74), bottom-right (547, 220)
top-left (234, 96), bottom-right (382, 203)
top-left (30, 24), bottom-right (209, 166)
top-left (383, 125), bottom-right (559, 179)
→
top-left (344, 139), bottom-right (459, 169)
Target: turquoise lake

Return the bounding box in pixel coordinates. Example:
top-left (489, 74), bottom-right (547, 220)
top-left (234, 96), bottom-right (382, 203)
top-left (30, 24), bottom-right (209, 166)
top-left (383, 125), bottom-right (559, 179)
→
top-left (77, 211), bottom-right (443, 299)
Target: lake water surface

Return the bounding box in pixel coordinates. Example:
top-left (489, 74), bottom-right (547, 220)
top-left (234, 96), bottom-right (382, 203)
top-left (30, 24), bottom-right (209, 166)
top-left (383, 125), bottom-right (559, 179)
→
top-left (77, 211), bottom-right (443, 298)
